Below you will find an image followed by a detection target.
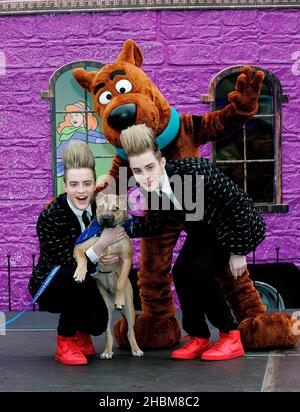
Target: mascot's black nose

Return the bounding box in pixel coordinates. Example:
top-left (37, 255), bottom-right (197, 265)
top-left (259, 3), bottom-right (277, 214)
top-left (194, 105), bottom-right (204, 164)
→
top-left (108, 103), bottom-right (137, 130)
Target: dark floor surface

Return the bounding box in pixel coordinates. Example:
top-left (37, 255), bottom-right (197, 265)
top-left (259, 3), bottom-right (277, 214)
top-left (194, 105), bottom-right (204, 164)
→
top-left (0, 311), bottom-right (299, 392)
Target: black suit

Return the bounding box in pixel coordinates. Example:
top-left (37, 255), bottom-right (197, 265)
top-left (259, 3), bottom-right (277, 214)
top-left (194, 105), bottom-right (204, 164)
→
top-left (133, 157), bottom-right (266, 256)
top-left (28, 194), bottom-right (108, 338)
top-left (129, 157), bottom-right (266, 337)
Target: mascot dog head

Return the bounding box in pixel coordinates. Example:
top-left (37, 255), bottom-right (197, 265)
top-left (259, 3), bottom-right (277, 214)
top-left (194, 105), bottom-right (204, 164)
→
top-left (73, 39), bottom-right (170, 148)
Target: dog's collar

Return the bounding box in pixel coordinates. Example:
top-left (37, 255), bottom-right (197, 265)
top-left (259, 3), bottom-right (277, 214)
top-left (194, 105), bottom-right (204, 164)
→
top-left (75, 216), bottom-right (139, 247)
top-left (115, 107), bottom-right (180, 161)
top-left (97, 270), bottom-right (113, 274)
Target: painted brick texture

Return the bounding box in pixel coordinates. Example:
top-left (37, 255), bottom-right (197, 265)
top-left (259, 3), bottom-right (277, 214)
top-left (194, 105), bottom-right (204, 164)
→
top-left (0, 9), bottom-right (299, 310)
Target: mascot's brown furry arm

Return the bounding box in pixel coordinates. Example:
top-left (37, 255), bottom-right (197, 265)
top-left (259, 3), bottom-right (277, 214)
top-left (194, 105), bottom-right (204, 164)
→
top-left (74, 39), bottom-right (300, 350)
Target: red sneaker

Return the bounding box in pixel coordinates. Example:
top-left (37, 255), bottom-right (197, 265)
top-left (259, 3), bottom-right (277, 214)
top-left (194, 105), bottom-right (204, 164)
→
top-left (171, 336), bottom-right (211, 359)
top-left (55, 336), bottom-right (88, 365)
top-left (201, 330), bottom-right (245, 361)
top-left (75, 332), bottom-right (96, 356)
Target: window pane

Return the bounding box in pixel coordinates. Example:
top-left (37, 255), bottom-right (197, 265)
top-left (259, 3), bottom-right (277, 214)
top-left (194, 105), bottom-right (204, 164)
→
top-left (215, 72), bottom-right (274, 115)
top-left (85, 65), bottom-right (103, 109)
top-left (56, 107), bottom-right (89, 174)
top-left (256, 95), bottom-right (273, 115)
top-left (245, 117), bottom-right (274, 160)
top-left (256, 79), bottom-right (274, 115)
top-left (55, 70), bottom-right (86, 112)
top-left (214, 69), bottom-right (276, 204)
top-left (215, 73), bottom-right (238, 110)
top-left (53, 64), bottom-right (115, 196)
top-left (86, 112), bottom-right (106, 145)
top-left (216, 129), bottom-right (244, 160)
top-left (216, 163), bottom-right (244, 190)
top-left (247, 162), bottom-right (274, 203)
top-left (95, 157), bottom-right (116, 183)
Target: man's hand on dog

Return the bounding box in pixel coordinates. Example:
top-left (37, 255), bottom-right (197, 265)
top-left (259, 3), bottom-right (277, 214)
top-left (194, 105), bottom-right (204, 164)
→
top-left (100, 254), bottom-right (121, 264)
top-left (92, 226), bottom-right (126, 258)
top-left (98, 227), bottom-right (126, 263)
top-left (73, 227), bottom-right (126, 283)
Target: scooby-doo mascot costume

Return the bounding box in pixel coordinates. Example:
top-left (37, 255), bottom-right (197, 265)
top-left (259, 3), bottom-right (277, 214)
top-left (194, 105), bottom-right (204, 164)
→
top-left (74, 39), bottom-right (299, 350)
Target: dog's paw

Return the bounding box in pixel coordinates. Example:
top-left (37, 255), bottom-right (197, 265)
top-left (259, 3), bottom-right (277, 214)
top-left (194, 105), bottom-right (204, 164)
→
top-left (99, 351), bottom-right (114, 360)
top-left (132, 349), bottom-right (144, 357)
top-left (73, 268), bottom-right (86, 283)
top-left (114, 293), bottom-right (125, 310)
top-left (115, 303), bottom-right (125, 311)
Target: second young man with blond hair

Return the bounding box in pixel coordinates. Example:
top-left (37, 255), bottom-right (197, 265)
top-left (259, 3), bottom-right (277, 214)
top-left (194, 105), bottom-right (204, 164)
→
top-left (114, 124), bottom-right (265, 361)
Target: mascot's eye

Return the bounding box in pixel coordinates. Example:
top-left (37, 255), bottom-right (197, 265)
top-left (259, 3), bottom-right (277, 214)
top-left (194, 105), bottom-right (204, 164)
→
top-left (99, 91), bottom-right (113, 105)
top-left (115, 79), bottom-right (132, 94)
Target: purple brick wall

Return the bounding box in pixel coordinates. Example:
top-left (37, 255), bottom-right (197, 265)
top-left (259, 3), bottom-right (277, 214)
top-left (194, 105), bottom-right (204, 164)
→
top-left (0, 9), bottom-right (299, 310)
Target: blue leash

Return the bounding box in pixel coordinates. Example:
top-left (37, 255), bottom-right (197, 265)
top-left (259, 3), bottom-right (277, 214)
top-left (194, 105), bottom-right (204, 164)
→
top-left (0, 221), bottom-right (102, 329)
top-left (0, 265), bottom-right (61, 329)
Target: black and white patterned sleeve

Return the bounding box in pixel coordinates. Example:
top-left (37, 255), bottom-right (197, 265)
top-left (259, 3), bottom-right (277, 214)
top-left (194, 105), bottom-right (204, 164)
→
top-left (200, 160), bottom-right (266, 255)
top-left (215, 199), bottom-right (266, 255)
top-left (37, 213), bottom-right (69, 265)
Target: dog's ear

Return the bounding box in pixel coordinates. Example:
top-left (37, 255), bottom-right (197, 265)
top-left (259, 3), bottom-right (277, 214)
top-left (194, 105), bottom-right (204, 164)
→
top-left (118, 195), bottom-right (128, 211)
top-left (73, 68), bottom-right (97, 92)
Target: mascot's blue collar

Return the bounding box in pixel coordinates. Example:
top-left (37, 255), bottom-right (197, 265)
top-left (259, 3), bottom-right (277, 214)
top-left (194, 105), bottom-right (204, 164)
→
top-left (115, 107), bottom-right (180, 161)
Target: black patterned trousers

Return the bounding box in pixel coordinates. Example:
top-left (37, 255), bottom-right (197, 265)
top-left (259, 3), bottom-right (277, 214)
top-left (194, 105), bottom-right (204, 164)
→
top-left (38, 264), bottom-right (108, 338)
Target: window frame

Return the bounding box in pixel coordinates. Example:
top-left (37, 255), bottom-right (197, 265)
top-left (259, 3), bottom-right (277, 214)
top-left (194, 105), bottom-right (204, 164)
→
top-left (201, 65), bottom-right (289, 213)
top-left (42, 60), bottom-right (116, 196)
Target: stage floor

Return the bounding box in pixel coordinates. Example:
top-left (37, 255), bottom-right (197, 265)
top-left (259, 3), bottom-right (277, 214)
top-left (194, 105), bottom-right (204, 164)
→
top-left (0, 311), bottom-right (299, 392)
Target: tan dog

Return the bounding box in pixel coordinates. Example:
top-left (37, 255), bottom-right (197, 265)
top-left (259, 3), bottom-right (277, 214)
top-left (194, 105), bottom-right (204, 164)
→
top-left (73, 193), bottom-right (143, 359)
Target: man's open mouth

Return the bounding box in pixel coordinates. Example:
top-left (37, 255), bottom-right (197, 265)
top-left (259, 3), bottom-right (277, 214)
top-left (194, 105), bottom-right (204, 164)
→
top-left (76, 196), bottom-right (88, 203)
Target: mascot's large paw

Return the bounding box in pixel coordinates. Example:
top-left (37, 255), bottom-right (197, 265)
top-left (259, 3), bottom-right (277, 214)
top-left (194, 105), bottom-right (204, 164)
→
top-left (239, 312), bottom-right (300, 350)
top-left (114, 313), bottom-right (181, 349)
top-left (227, 66), bottom-right (264, 116)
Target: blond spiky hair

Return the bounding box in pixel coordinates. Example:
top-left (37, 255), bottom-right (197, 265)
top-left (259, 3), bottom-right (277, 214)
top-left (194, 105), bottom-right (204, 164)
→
top-left (120, 124), bottom-right (162, 159)
top-left (62, 140), bottom-right (96, 182)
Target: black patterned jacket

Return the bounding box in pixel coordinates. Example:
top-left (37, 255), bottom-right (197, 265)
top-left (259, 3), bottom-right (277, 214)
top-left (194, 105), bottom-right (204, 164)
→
top-left (129, 157), bottom-right (266, 256)
top-left (29, 158), bottom-right (266, 295)
top-left (28, 194), bottom-right (97, 296)
top-left (28, 193), bottom-right (160, 296)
